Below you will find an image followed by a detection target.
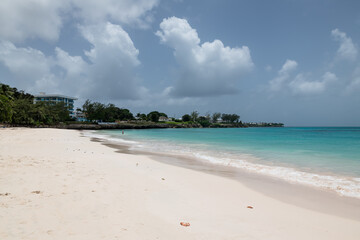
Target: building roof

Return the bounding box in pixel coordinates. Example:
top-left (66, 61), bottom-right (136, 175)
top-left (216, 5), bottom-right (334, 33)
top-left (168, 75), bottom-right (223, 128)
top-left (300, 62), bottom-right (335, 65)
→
top-left (34, 93), bottom-right (78, 100)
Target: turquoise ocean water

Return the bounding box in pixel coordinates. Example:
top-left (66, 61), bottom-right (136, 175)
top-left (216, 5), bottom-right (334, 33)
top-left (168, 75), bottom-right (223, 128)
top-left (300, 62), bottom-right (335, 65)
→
top-left (90, 127), bottom-right (360, 198)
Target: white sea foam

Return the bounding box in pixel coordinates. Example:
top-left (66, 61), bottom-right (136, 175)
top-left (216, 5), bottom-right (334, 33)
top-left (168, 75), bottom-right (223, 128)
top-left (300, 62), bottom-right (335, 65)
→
top-left (83, 131), bottom-right (138, 145)
top-left (192, 152), bottom-right (360, 199)
top-left (90, 130), bottom-right (360, 199)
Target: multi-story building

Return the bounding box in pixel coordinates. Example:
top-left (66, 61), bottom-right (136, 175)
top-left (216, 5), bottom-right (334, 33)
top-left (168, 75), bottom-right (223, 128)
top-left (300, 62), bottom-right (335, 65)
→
top-left (33, 92), bottom-right (77, 118)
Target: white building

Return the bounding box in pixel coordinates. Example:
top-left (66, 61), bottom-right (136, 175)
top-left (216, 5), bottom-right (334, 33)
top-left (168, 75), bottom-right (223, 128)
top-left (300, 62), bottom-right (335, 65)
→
top-left (33, 93), bottom-right (77, 118)
top-left (159, 116), bottom-right (170, 122)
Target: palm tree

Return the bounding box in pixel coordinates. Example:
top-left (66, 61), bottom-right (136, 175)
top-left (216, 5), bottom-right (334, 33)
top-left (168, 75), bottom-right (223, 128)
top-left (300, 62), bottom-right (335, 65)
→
top-left (0, 95), bottom-right (13, 123)
top-left (190, 111), bottom-right (199, 122)
top-left (0, 83), bottom-right (15, 100)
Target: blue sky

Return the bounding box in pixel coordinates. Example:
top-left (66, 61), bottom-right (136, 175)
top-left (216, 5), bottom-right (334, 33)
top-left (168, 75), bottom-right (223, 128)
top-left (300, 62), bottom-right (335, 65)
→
top-left (0, 0), bottom-right (359, 126)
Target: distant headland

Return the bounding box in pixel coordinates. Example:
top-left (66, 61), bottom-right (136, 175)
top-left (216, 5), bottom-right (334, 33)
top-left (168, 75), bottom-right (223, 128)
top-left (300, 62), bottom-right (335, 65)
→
top-left (0, 83), bottom-right (283, 129)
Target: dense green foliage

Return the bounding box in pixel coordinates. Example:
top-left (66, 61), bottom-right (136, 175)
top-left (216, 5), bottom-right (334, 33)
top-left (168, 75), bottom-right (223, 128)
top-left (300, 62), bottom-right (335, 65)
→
top-left (82, 100), bottom-right (134, 122)
top-left (136, 113), bottom-right (147, 121)
top-left (190, 111), bottom-right (199, 122)
top-left (0, 83), bottom-right (32, 123)
top-left (182, 114), bottom-right (191, 122)
top-left (145, 111), bottom-right (167, 122)
top-left (182, 111), bottom-right (240, 125)
top-left (13, 101), bottom-right (71, 125)
top-left (0, 83), bottom-right (71, 125)
top-left (197, 116), bottom-right (211, 127)
top-left (211, 112), bottom-right (221, 123)
top-left (221, 113), bottom-right (240, 123)
top-left (0, 94), bottom-right (13, 123)
top-left (147, 111), bottom-right (160, 122)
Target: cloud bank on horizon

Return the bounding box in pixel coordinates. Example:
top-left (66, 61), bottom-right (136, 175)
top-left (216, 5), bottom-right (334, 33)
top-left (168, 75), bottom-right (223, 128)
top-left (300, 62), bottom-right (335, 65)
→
top-left (0, 0), bottom-right (359, 125)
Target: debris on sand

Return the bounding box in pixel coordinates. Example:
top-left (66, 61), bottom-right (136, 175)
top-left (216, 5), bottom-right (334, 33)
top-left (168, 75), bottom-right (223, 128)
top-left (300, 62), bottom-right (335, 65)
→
top-left (180, 222), bottom-right (190, 227)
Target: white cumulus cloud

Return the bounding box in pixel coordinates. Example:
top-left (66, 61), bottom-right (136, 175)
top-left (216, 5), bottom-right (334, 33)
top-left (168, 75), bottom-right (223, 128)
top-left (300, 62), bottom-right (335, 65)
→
top-left (0, 22), bottom-right (146, 100)
top-left (0, 0), bottom-right (159, 42)
top-left (0, 40), bottom-right (57, 91)
top-left (0, 0), bottom-right (67, 42)
top-left (268, 60), bottom-right (337, 95)
top-left (156, 16), bottom-right (254, 97)
top-left (331, 28), bottom-right (358, 61)
top-left (78, 22), bottom-right (143, 99)
top-left (55, 47), bottom-right (88, 77)
top-left (0, 0), bottom-right (165, 103)
top-left (289, 72), bottom-right (337, 95)
top-left (269, 59), bottom-right (298, 91)
top-left (72, 0), bottom-right (159, 28)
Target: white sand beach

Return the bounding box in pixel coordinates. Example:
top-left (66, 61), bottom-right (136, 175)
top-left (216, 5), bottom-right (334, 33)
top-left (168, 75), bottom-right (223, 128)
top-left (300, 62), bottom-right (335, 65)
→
top-left (1, 128), bottom-right (360, 240)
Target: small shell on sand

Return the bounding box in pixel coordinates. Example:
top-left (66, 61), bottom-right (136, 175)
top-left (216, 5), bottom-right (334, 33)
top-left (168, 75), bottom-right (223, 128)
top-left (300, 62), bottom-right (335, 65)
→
top-left (180, 222), bottom-right (190, 227)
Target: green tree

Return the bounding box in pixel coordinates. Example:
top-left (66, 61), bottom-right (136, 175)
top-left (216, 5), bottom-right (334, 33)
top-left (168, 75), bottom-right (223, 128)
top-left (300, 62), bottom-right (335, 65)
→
top-left (136, 113), bottom-right (147, 121)
top-left (50, 102), bottom-right (71, 122)
top-left (104, 103), bottom-right (118, 122)
top-left (12, 99), bottom-right (36, 125)
top-left (0, 95), bottom-right (13, 123)
top-left (190, 111), bottom-right (199, 122)
top-left (83, 100), bottom-right (134, 122)
top-left (117, 108), bottom-right (134, 121)
top-left (82, 100), bottom-right (93, 120)
top-left (229, 114), bottom-right (240, 123)
top-left (221, 113), bottom-right (240, 123)
top-left (211, 112), bottom-right (221, 123)
top-left (182, 114), bottom-right (191, 122)
top-left (1, 84), bottom-right (14, 99)
top-left (0, 83), bottom-right (34, 123)
top-left (31, 102), bottom-right (51, 124)
top-left (159, 112), bottom-right (168, 118)
top-left (147, 111), bottom-right (160, 122)
top-left (197, 116), bottom-right (211, 127)
top-left (82, 100), bottom-right (106, 122)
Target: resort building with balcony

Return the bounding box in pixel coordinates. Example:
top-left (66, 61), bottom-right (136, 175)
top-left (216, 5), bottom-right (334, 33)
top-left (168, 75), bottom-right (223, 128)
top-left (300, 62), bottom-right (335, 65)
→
top-left (33, 92), bottom-right (78, 118)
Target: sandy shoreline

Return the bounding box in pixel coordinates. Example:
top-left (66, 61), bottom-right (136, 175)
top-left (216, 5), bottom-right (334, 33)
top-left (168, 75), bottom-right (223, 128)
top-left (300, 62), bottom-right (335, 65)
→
top-left (1, 128), bottom-right (360, 239)
top-left (96, 134), bottom-right (360, 221)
